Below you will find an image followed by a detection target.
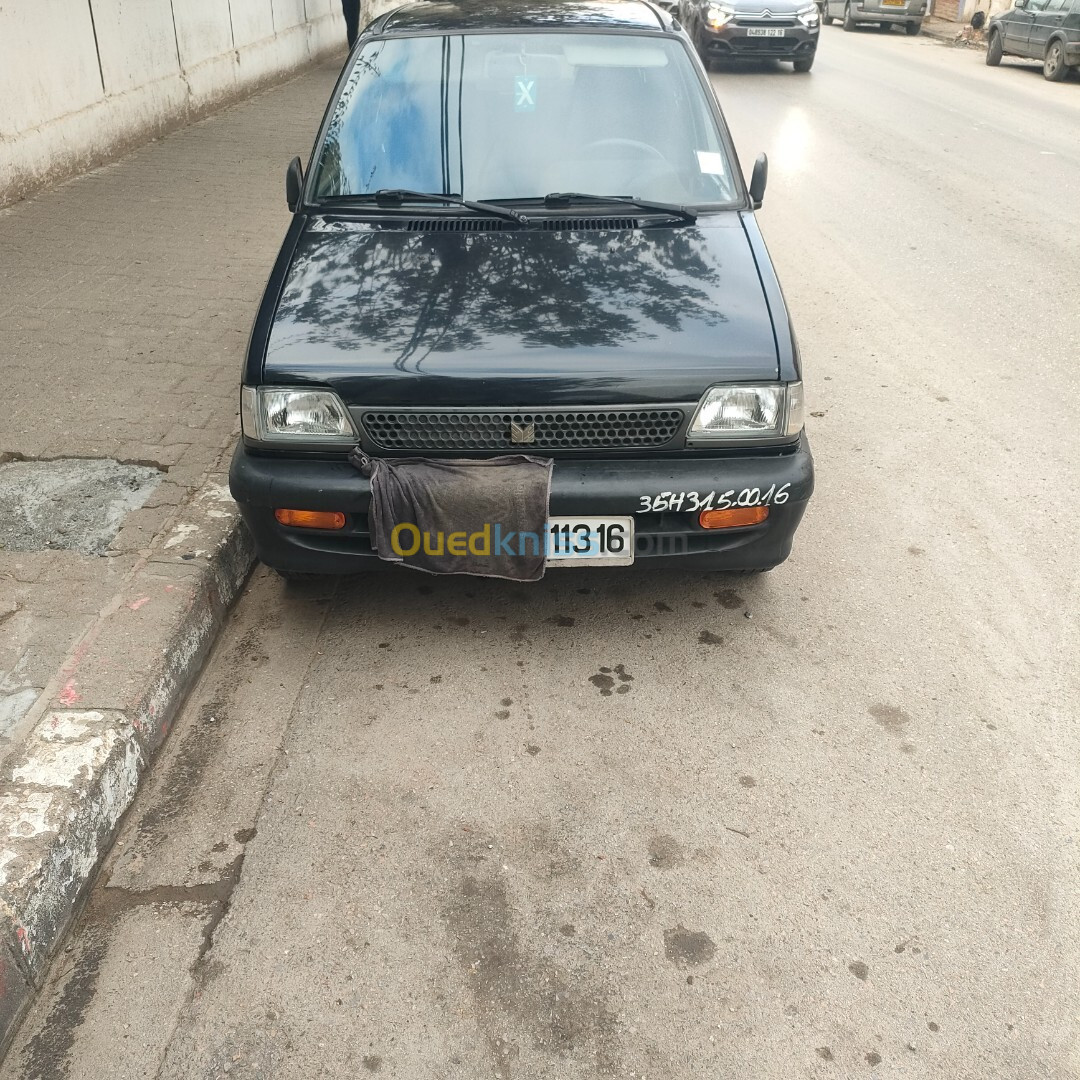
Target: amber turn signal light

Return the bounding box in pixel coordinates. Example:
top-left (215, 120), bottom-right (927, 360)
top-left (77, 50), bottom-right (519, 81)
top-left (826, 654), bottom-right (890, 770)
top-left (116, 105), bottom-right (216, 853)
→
top-left (699, 506), bottom-right (769, 530)
top-left (274, 509), bottom-right (346, 530)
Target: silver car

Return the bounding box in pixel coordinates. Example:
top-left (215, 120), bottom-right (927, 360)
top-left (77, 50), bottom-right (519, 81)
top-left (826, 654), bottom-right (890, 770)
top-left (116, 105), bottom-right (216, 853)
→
top-left (821, 0), bottom-right (926, 33)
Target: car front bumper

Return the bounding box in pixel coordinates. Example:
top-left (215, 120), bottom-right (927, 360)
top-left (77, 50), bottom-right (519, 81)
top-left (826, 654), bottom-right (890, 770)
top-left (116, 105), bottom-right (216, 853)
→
top-left (702, 23), bottom-right (818, 59)
top-left (229, 436), bottom-right (815, 575)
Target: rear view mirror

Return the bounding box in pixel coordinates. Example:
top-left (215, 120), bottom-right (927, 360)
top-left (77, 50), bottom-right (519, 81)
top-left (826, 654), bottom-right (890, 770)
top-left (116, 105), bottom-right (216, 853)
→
top-left (286, 156), bottom-right (304, 212)
top-left (749, 153), bottom-right (768, 210)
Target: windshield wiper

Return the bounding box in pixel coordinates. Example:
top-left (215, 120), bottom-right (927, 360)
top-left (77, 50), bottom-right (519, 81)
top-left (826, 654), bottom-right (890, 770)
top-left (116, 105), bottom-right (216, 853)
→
top-left (542, 192), bottom-right (697, 224)
top-left (321, 189), bottom-right (526, 225)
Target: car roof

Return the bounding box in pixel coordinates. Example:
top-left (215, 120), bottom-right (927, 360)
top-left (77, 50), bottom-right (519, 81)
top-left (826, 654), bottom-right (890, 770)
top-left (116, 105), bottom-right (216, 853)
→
top-left (376, 0), bottom-right (672, 35)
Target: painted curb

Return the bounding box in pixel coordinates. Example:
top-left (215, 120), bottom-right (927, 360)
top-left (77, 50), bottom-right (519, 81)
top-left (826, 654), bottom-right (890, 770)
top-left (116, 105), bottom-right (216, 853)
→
top-left (0, 472), bottom-right (254, 1050)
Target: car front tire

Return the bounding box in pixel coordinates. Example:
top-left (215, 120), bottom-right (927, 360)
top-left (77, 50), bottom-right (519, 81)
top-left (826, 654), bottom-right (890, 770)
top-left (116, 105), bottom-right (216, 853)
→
top-left (793, 55), bottom-right (815, 71)
top-left (905, 19), bottom-right (921, 34)
top-left (986, 27), bottom-right (1003, 63)
top-left (1044, 38), bottom-right (1068, 80)
top-left (843, 3), bottom-right (857, 30)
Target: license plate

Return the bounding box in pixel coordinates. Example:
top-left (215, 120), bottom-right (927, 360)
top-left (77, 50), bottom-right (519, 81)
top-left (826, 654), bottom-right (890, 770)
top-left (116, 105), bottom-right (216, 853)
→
top-left (747, 27), bottom-right (786, 35)
top-left (882, 2), bottom-right (905, 7)
top-left (545, 517), bottom-right (634, 566)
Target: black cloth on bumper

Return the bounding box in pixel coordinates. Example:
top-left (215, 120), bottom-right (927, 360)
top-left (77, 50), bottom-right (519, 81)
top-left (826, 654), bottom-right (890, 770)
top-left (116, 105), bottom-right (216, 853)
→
top-left (350, 450), bottom-right (553, 580)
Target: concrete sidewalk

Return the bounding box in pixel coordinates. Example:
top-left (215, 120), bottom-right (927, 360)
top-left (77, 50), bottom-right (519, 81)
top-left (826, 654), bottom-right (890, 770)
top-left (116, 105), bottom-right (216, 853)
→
top-left (921, 14), bottom-right (987, 46)
top-left (1, 56), bottom-right (344, 737)
top-left (0, 55), bottom-right (344, 1051)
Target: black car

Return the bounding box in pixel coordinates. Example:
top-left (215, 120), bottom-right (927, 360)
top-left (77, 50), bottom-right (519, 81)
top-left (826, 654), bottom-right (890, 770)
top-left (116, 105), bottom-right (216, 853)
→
top-left (678, 0), bottom-right (821, 70)
top-left (230, 0), bottom-right (814, 578)
top-left (987, 0), bottom-right (1080, 81)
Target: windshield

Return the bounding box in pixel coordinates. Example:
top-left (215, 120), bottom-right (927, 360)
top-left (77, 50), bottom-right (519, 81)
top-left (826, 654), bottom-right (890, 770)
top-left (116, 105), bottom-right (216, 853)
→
top-left (312, 32), bottom-right (738, 207)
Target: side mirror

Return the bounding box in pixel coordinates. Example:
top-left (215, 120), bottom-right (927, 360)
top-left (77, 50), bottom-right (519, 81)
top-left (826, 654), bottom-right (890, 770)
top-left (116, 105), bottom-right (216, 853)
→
top-left (749, 153), bottom-right (768, 210)
top-left (286, 156), bottom-right (304, 212)
top-left (1014, 0), bottom-right (1027, 8)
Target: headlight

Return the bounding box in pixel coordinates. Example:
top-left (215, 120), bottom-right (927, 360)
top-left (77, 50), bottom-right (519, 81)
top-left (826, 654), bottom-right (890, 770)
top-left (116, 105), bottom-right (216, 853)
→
top-left (707, 4), bottom-right (735, 27)
top-left (241, 386), bottom-right (357, 444)
top-left (688, 382), bottom-right (804, 442)
top-left (797, 4), bottom-right (820, 24)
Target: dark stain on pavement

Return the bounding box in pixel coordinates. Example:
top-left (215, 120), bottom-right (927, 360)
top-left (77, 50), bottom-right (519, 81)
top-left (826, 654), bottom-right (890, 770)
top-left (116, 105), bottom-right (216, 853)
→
top-left (738, 776), bottom-right (757, 788)
top-left (698, 630), bottom-right (724, 646)
top-left (654, 601), bottom-right (672, 612)
top-left (17, 832), bottom-right (256, 1079)
top-left (549, 615), bottom-right (576, 627)
top-left (870, 704), bottom-right (911, 733)
top-left (816, 1047), bottom-right (835, 1061)
top-left (714, 588), bottom-right (744, 609)
top-left (590, 673), bottom-right (615, 696)
top-left (362, 1055), bottom-right (383, 1072)
top-left (591, 665), bottom-right (633, 696)
top-left (663, 925), bottom-right (716, 967)
top-left (131, 625), bottom-right (274, 849)
top-left (439, 831), bottom-right (621, 1075)
top-left (18, 928), bottom-right (109, 1080)
top-left (133, 695), bottom-right (229, 847)
top-left (648, 835), bottom-right (685, 869)
top-left (849, 960), bottom-right (869, 981)
top-left (866, 1051), bottom-right (882, 1066)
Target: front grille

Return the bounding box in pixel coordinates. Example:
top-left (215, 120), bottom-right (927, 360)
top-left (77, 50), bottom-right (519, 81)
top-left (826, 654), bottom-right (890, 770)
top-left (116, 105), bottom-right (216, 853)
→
top-left (360, 407), bottom-right (686, 451)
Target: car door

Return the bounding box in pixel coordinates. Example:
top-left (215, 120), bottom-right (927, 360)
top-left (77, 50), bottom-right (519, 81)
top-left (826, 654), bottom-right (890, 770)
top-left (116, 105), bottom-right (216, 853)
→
top-left (1028, 0), bottom-right (1069, 55)
top-left (1011, 0), bottom-right (1051, 53)
top-left (1000, 0), bottom-right (1034, 51)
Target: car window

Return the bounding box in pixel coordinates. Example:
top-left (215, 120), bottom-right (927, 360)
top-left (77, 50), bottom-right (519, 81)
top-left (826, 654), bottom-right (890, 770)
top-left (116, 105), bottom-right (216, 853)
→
top-left (1027, 0), bottom-right (1051, 10)
top-left (1043, 0), bottom-right (1067, 10)
top-left (312, 32), bottom-right (738, 207)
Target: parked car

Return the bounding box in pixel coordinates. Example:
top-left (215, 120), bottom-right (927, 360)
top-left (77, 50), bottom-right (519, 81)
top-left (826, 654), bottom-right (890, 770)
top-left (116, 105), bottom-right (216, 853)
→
top-left (821, 0), bottom-right (925, 32)
top-left (986, 0), bottom-right (1080, 80)
top-left (230, 0), bottom-right (814, 579)
top-left (678, 0), bottom-right (821, 71)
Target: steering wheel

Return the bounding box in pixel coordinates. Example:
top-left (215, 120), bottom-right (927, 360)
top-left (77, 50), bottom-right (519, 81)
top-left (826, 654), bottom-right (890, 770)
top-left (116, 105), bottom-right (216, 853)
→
top-left (584, 138), bottom-right (668, 164)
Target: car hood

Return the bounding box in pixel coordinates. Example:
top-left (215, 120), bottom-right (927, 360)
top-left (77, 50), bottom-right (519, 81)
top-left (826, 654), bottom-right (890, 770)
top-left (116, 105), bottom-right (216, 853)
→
top-left (263, 213), bottom-right (780, 407)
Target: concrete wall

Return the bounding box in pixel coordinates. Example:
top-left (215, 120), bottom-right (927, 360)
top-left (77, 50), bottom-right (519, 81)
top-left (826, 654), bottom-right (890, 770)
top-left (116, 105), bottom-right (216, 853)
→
top-left (0, 0), bottom-right (349, 207)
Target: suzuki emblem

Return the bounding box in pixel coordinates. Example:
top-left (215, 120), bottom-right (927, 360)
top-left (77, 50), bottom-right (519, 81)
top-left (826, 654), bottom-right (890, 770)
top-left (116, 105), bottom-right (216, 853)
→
top-left (510, 421), bottom-right (536, 444)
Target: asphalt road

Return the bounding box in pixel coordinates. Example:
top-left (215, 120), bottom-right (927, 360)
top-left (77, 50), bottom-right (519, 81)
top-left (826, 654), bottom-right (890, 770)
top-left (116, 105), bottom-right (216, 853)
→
top-left (5, 26), bottom-right (1079, 1080)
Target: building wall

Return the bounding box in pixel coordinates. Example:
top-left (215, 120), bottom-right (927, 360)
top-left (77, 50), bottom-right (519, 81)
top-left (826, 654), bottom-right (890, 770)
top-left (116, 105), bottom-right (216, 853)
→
top-left (932, 0), bottom-right (1012, 22)
top-left (0, 0), bottom-right (350, 207)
